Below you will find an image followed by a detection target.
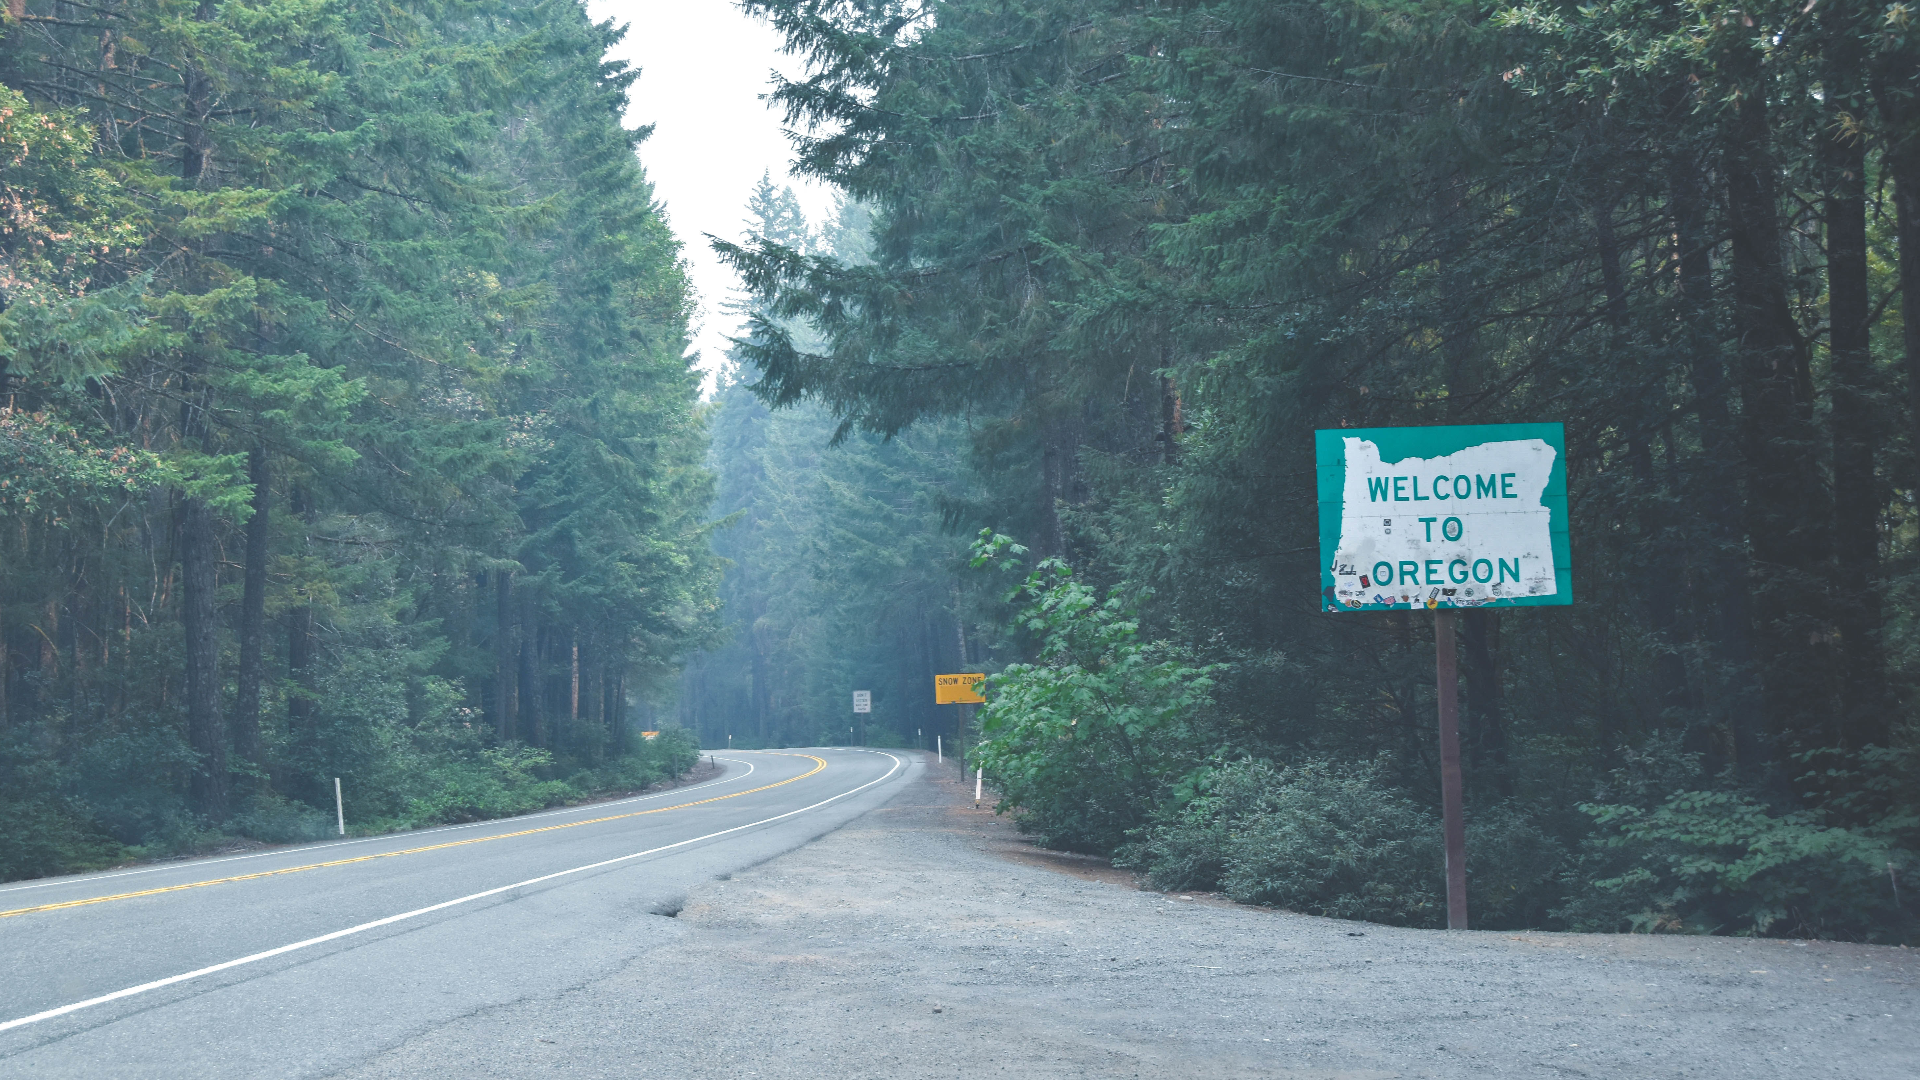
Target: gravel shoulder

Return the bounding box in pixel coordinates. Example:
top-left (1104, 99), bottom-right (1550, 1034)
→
top-left (335, 755), bottom-right (1919, 1079)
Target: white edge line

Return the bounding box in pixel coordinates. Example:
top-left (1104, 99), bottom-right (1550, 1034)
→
top-left (0, 756), bottom-right (757, 898)
top-left (0, 751), bottom-right (902, 1034)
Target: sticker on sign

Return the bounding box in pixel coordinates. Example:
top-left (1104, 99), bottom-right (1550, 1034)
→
top-left (852, 690), bottom-right (871, 713)
top-left (1317, 424), bottom-right (1570, 611)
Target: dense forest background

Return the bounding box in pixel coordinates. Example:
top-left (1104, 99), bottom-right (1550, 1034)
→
top-left (679, 177), bottom-right (990, 751)
top-left (5, 0), bottom-right (1918, 942)
top-left (703, 0), bottom-right (1920, 940)
top-left (0, 0), bottom-right (711, 879)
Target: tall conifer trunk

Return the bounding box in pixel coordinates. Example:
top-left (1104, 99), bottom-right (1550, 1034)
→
top-left (1158, 373), bottom-right (1181, 465)
top-left (519, 592), bottom-right (541, 746)
top-left (609, 669), bottom-right (625, 757)
top-left (0, 599), bottom-right (9, 728)
top-left (39, 599), bottom-right (55, 682)
top-left (180, 489), bottom-right (225, 821)
top-left (1670, 137), bottom-right (1754, 777)
top-left (1037, 409), bottom-right (1084, 560)
top-left (919, 606), bottom-right (940, 742)
top-left (179, 0), bottom-right (225, 822)
top-left (1723, 65), bottom-right (1831, 773)
top-left (495, 570), bottom-right (514, 741)
top-left (1875, 56), bottom-right (1920, 479)
top-left (952, 585), bottom-right (971, 754)
top-left (1823, 46), bottom-right (1887, 752)
top-left (232, 445), bottom-right (270, 794)
top-left (750, 595), bottom-right (770, 744)
top-left (600, 667), bottom-right (614, 752)
top-left (1599, 202), bottom-right (1689, 722)
top-left (286, 486), bottom-right (313, 785)
top-left (584, 643), bottom-right (603, 763)
top-left (1039, 435), bottom-right (1066, 558)
top-left (178, 378), bottom-right (223, 819)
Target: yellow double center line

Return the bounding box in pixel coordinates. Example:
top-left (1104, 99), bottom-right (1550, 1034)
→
top-left (1, 753), bottom-right (826, 920)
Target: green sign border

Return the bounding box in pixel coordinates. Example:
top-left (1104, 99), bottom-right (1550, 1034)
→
top-left (1316, 423), bottom-right (1571, 612)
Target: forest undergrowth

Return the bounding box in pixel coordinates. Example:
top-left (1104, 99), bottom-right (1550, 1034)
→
top-left (0, 728), bottom-right (700, 881)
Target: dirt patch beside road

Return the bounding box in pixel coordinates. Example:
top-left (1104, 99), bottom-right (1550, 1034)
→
top-left (338, 755), bottom-right (1920, 1080)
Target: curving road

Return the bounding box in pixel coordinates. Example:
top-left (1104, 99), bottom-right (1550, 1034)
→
top-left (0, 748), bottom-right (912, 1079)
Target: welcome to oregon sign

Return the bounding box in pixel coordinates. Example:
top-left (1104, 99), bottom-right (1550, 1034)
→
top-left (1317, 424), bottom-right (1571, 612)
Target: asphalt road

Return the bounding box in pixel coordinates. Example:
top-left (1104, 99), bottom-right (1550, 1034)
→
top-left (345, 762), bottom-right (1919, 1080)
top-left (0, 748), bottom-right (910, 1079)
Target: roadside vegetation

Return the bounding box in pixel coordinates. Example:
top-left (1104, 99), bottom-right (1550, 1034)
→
top-left (0, 1), bottom-right (717, 880)
top-left (1, 729), bottom-right (701, 879)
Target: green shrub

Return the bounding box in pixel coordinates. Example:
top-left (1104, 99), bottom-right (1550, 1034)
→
top-left (0, 796), bottom-right (129, 881)
top-left (0, 731), bottom-right (131, 880)
top-left (227, 792), bottom-right (336, 844)
top-left (970, 534), bottom-right (1219, 852)
top-left (379, 727), bottom-right (700, 833)
top-left (634, 727), bottom-right (701, 779)
top-left (1465, 801), bottom-right (1566, 927)
top-left (400, 747), bottom-right (573, 825)
top-left (1557, 789), bottom-right (1913, 940)
top-left (1124, 757), bottom-right (1565, 929)
top-left (1547, 736), bottom-right (1916, 940)
top-left (1125, 758), bottom-right (1445, 925)
top-left (66, 725), bottom-right (199, 847)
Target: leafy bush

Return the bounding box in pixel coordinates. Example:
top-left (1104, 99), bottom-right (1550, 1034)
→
top-left (970, 534), bottom-right (1219, 851)
top-left (1123, 758), bottom-right (1445, 925)
top-left (0, 715), bottom-right (705, 882)
top-left (1548, 737), bottom-right (1916, 940)
top-left (66, 725), bottom-right (200, 848)
top-left (0, 795), bottom-right (128, 881)
top-left (0, 731), bottom-right (132, 880)
top-left (398, 747), bottom-right (575, 826)
top-left (385, 728), bottom-right (702, 832)
top-left (634, 726), bottom-right (702, 779)
top-left (226, 793), bottom-right (336, 845)
top-left (1465, 801), bottom-right (1567, 928)
top-left (1557, 789), bottom-right (1913, 940)
top-left (1123, 757), bottom-right (1565, 929)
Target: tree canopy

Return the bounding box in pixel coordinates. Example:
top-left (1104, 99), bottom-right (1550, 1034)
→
top-left (0, 0), bottom-right (714, 873)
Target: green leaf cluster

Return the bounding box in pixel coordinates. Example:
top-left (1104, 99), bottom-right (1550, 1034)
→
top-left (970, 532), bottom-right (1221, 851)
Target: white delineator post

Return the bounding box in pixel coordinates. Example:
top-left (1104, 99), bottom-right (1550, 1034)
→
top-left (937, 735), bottom-right (942, 764)
top-left (334, 777), bottom-right (345, 837)
top-left (974, 767), bottom-right (982, 808)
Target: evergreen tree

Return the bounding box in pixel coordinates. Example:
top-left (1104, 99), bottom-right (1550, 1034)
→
top-left (0, 0), bottom-right (715, 874)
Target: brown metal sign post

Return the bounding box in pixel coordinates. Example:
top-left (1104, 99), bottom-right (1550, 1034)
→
top-left (1433, 611), bottom-right (1468, 930)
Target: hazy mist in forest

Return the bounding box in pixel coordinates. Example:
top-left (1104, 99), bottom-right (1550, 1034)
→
top-left (588, 0), bottom-right (836, 386)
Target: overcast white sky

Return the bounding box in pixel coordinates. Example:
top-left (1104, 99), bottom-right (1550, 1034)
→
top-left (584, 0), bottom-right (838, 389)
